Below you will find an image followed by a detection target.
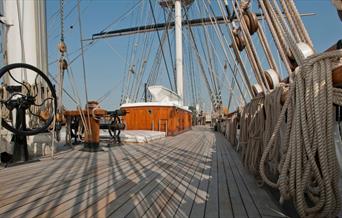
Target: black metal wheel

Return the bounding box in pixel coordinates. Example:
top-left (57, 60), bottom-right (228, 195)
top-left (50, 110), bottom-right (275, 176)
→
top-left (0, 63), bottom-right (57, 136)
top-left (108, 116), bottom-right (120, 139)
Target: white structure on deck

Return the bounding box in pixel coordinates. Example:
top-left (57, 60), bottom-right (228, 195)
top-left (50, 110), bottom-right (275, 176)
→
top-left (120, 130), bottom-right (166, 143)
top-left (148, 85), bottom-right (182, 105)
top-left (121, 85), bottom-right (190, 112)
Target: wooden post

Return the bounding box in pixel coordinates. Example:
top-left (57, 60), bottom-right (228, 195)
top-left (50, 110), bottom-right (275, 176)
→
top-left (64, 101), bottom-right (107, 152)
top-left (83, 101), bottom-right (106, 151)
top-left (84, 115), bottom-right (101, 144)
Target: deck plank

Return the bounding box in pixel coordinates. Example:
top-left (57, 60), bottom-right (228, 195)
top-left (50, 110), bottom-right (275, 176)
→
top-left (0, 127), bottom-right (285, 218)
top-left (0, 135), bottom-right (188, 217)
top-left (223, 135), bottom-right (285, 217)
top-left (217, 136), bottom-right (249, 218)
top-left (216, 136), bottom-right (235, 218)
top-left (189, 132), bottom-right (214, 218)
top-left (0, 144), bottom-right (142, 196)
top-left (148, 135), bottom-right (210, 218)
top-left (165, 134), bottom-right (212, 218)
top-left (90, 132), bottom-right (201, 218)
top-left (34, 136), bottom-right (191, 218)
top-left (72, 131), bottom-right (199, 217)
top-left (203, 133), bottom-right (219, 218)
top-left (173, 144), bottom-right (211, 217)
top-left (217, 132), bottom-right (261, 217)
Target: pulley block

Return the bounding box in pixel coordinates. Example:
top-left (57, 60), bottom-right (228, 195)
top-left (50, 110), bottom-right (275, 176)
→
top-left (264, 69), bottom-right (280, 90)
top-left (232, 29), bottom-right (246, 51)
top-left (252, 84), bottom-right (264, 96)
top-left (242, 11), bottom-right (259, 35)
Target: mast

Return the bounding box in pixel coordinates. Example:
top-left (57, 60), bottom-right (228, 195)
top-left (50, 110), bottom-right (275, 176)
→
top-left (175, 0), bottom-right (183, 104)
top-left (158, 0), bottom-right (193, 105)
top-left (1, 0), bottom-right (48, 161)
top-left (3, 0), bottom-right (48, 80)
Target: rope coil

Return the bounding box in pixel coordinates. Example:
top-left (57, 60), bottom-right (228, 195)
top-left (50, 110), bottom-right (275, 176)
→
top-left (259, 50), bottom-right (342, 217)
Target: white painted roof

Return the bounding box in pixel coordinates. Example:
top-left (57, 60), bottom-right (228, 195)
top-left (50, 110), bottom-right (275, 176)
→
top-left (120, 102), bottom-right (191, 112)
top-left (148, 85), bottom-right (181, 103)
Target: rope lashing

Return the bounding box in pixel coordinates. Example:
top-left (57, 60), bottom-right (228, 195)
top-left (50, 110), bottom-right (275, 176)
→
top-left (239, 0), bottom-right (251, 11)
top-left (259, 50), bottom-right (342, 218)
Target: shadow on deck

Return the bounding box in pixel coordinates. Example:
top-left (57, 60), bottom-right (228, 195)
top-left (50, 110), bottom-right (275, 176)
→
top-left (0, 126), bottom-right (286, 217)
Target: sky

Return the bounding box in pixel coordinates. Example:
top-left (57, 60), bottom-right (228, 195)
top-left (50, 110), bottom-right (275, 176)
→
top-left (45, 0), bottom-right (342, 111)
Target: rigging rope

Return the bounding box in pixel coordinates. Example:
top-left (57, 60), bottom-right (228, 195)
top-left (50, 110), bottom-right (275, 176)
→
top-left (258, 0), bottom-right (293, 75)
top-left (226, 112), bottom-right (239, 147)
top-left (163, 9), bottom-right (177, 88)
top-left (207, 1), bottom-right (256, 106)
top-left (259, 50), bottom-right (342, 218)
top-left (148, 0), bottom-right (174, 91)
top-left (239, 96), bottom-right (265, 176)
top-left (183, 10), bottom-right (214, 105)
top-left (220, 2), bottom-right (341, 217)
top-left (196, 1), bottom-right (249, 105)
top-left (231, 0), bottom-right (270, 93)
top-left (77, 0), bottom-right (92, 137)
top-left (218, 0), bottom-right (254, 98)
top-left (196, 3), bottom-right (237, 109)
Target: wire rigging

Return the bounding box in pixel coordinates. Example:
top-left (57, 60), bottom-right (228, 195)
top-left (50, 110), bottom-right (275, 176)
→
top-left (148, 0), bottom-right (174, 91)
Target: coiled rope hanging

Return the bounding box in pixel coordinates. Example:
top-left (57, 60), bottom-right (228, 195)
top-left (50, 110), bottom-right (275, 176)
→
top-left (226, 112), bottom-right (239, 147)
top-left (259, 50), bottom-right (342, 218)
top-left (262, 85), bottom-right (286, 175)
top-left (239, 96), bottom-right (265, 176)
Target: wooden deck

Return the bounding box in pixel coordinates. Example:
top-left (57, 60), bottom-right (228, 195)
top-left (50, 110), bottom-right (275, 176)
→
top-left (0, 127), bottom-right (285, 218)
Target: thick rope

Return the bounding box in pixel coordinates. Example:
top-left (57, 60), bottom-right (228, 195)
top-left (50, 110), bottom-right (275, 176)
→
top-left (232, 0), bottom-right (270, 92)
top-left (226, 113), bottom-right (239, 147)
top-left (258, 0), bottom-right (293, 75)
top-left (259, 50), bottom-right (342, 217)
top-left (217, 0), bottom-right (255, 97)
top-left (239, 96), bottom-right (265, 176)
top-left (286, 0), bottom-right (314, 48)
top-left (263, 85), bottom-right (286, 176)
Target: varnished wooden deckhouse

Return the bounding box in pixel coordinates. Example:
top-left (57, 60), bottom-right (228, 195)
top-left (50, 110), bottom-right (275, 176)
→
top-left (121, 102), bottom-right (192, 136)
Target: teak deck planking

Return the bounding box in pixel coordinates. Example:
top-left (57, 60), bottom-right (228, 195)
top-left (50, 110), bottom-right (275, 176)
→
top-left (0, 127), bottom-right (285, 218)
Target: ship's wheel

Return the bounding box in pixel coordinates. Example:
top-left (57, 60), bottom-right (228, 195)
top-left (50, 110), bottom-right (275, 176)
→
top-left (0, 63), bottom-right (57, 162)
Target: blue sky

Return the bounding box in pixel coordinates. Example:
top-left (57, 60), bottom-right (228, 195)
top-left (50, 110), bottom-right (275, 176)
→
top-left (46, 0), bottom-right (342, 111)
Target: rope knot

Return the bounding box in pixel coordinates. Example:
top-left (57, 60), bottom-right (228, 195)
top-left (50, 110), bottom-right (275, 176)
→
top-left (239, 0), bottom-right (251, 10)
